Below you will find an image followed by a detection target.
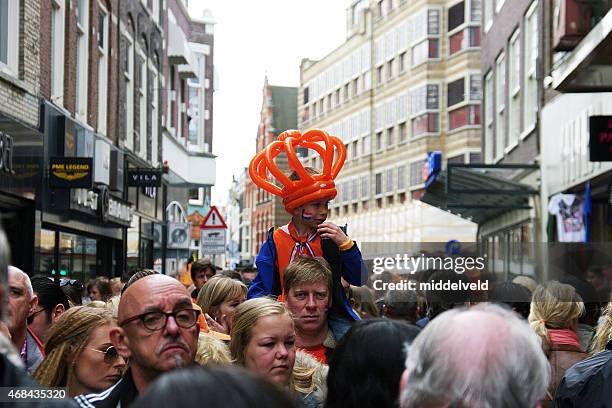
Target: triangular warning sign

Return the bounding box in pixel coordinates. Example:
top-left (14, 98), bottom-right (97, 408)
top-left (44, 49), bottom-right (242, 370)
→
top-left (201, 206), bottom-right (227, 229)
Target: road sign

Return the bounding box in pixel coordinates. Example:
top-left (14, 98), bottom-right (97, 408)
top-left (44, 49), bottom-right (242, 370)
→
top-left (167, 222), bottom-right (191, 249)
top-left (201, 206), bottom-right (227, 229)
top-left (200, 229), bottom-right (226, 255)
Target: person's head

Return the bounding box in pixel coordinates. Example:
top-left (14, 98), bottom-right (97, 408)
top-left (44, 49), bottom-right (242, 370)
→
top-left (288, 167), bottom-right (330, 227)
top-left (87, 277), bottom-right (113, 302)
top-left (112, 274), bottom-right (200, 389)
top-left (59, 278), bottom-right (84, 306)
top-left (218, 270), bottom-right (244, 282)
top-left (351, 286), bottom-right (379, 318)
top-left (7, 265), bottom-right (37, 338)
top-left (488, 281), bottom-right (532, 319)
top-left (132, 365), bottom-right (297, 408)
top-left (110, 277), bottom-right (124, 296)
top-left (383, 289), bottom-right (419, 323)
top-left (327, 319), bottom-right (420, 408)
top-left (528, 281), bottom-right (584, 353)
top-left (28, 277), bottom-right (70, 342)
top-left (283, 256), bottom-right (332, 336)
top-left (424, 269), bottom-right (472, 320)
top-left (230, 298), bottom-right (296, 386)
top-left (120, 269), bottom-right (159, 295)
top-left (561, 274), bottom-right (601, 326)
top-left (591, 301), bottom-right (612, 354)
top-left (196, 276), bottom-right (247, 333)
top-left (400, 303), bottom-right (550, 408)
top-left (33, 306), bottom-right (126, 396)
top-left (586, 265), bottom-right (606, 290)
top-left (190, 260), bottom-right (216, 290)
top-left (241, 267), bottom-right (257, 283)
top-left (512, 275), bottom-right (538, 294)
top-left (195, 332), bottom-right (232, 366)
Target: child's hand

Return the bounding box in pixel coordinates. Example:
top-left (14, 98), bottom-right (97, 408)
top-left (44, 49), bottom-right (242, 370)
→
top-left (317, 222), bottom-right (348, 246)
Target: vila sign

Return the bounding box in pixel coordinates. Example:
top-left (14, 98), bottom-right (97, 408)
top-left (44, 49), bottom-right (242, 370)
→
top-left (50, 157), bottom-right (93, 188)
top-left (589, 116), bottom-right (612, 161)
top-left (127, 169), bottom-right (162, 187)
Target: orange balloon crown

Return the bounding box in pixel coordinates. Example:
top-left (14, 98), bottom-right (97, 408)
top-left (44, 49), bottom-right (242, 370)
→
top-left (248, 129), bottom-right (346, 213)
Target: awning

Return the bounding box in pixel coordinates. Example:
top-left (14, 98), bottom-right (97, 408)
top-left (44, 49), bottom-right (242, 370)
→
top-left (421, 164), bottom-right (538, 224)
top-left (553, 8), bottom-right (612, 92)
top-left (163, 168), bottom-right (213, 189)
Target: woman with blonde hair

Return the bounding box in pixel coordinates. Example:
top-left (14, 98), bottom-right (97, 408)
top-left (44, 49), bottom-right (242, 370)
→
top-left (33, 306), bottom-right (126, 396)
top-left (197, 275), bottom-right (247, 334)
top-left (528, 281), bottom-right (587, 407)
top-left (591, 301), bottom-right (612, 354)
top-left (230, 298), bottom-right (324, 407)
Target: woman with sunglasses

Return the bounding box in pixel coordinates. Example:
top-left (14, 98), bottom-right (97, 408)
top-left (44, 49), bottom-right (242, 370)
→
top-left (33, 306), bottom-right (127, 396)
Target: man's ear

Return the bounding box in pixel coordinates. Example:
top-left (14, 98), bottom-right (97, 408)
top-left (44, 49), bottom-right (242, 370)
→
top-left (28, 294), bottom-right (38, 316)
top-left (51, 304), bottom-right (65, 323)
top-left (110, 326), bottom-right (131, 359)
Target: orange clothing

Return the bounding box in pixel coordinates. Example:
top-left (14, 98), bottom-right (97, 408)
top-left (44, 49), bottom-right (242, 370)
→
top-left (298, 344), bottom-right (328, 365)
top-left (193, 302), bottom-right (231, 342)
top-left (273, 222), bottom-right (323, 300)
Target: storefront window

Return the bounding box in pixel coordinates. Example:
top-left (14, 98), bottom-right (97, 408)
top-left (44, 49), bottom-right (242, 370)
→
top-left (58, 232), bottom-right (97, 282)
top-left (39, 229), bottom-right (56, 275)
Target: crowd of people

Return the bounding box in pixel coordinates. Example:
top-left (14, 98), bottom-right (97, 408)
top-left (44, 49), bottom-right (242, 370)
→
top-left (1, 234), bottom-right (611, 407)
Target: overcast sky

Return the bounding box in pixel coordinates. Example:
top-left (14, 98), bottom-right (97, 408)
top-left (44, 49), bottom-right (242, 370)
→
top-left (188, 0), bottom-right (350, 205)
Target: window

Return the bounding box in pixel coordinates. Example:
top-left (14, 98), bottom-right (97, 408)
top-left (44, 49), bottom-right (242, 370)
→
top-left (352, 78), bottom-right (359, 96)
top-left (351, 178), bottom-right (359, 201)
top-left (343, 84), bottom-right (349, 100)
top-left (411, 9), bottom-right (440, 67)
top-left (524, 2), bottom-right (538, 131)
top-left (448, 105), bottom-right (481, 130)
top-left (412, 39), bottom-right (439, 66)
top-left (508, 30), bottom-right (521, 147)
top-left (303, 87), bottom-right (309, 104)
top-left (409, 161), bottom-right (423, 186)
top-left (361, 174), bottom-right (370, 199)
top-left (0, 0), bottom-right (19, 75)
top-left (362, 135), bottom-right (371, 155)
top-left (386, 127), bottom-right (394, 147)
top-left (495, 0), bottom-right (505, 13)
top-left (376, 131), bottom-right (383, 151)
top-left (387, 59), bottom-right (394, 80)
top-left (484, 0), bottom-right (493, 30)
top-left (138, 46), bottom-right (147, 157)
top-left (449, 27), bottom-right (480, 55)
top-left (469, 152), bottom-right (482, 163)
top-left (335, 89), bottom-right (340, 105)
top-left (496, 54), bottom-right (506, 157)
top-left (412, 113), bottom-right (439, 136)
top-left (124, 33), bottom-right (134, 151)
top-left (399, 122), bottom-right (407, 143)
top-left (397, 165), bottom-right (406, 190)
top-left (447, 78), bottom-right (465, 107)
top-left (448, 1), bottom-right (465, 32)
top-left (375, 172), bottom-right (383, 195)
top-left (377, 66), bottom-right (383, 85)
top-left (385, 168), bottom-right (394, 194)
top-left (76, 0), bottom-right (89, 120)
top-left (399, 52), bottom-right (406, 73)
top-left (469, 74), bottom-right (482, 100)
top-left (51, 0), bottom-right (66, 105)
top-left (484, 72), bottom-right (494, 162)
top-left (352, 140), bottom-right (358, 159)
top-left (150, 62), bottom-right (159, 166)
top-left (97, 3), bottom-right (109, 135)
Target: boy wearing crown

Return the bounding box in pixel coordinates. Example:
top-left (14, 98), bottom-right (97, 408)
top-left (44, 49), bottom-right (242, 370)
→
top-left (247, 130), bottom-right (364, 339)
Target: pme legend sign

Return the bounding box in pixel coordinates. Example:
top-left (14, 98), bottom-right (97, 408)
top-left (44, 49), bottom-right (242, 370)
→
top-left (49, 157), bottom-right (93, 188)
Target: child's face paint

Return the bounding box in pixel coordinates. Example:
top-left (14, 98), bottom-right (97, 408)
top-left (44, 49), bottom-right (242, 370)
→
top-left (301, 209), bottom-right (314, 221)
top-left (296, 200), bottom-right (329, 227)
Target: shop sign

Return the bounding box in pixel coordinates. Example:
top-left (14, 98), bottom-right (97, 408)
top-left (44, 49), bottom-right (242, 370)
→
top-left (50, 157), bottom-right (93, 188)
top-left (589, 116), bottom-right (612, 161)
top-left (72, 188), bottom-right (98, 211)
top-left (0, 131), bottom-right (14, 173)
top-left (127, 169), bottom-right (162, 187)
top-left (423, 151), bottom-right (442, 188)
top-left (107, 196), bottom-right (133, 226)
top-left (71, 188), bottom-right (133, 226)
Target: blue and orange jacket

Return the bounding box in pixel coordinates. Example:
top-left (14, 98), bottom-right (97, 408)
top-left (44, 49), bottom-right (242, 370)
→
top-left (247, 226), bottom-right (365, 321)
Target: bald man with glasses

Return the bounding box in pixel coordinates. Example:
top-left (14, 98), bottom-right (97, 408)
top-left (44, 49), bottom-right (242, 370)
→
top-left (74, 274), bottom-right (200, 408)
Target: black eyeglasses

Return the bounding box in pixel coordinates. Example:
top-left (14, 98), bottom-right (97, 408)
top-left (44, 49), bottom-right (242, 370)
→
top-left (30, 308), bottom-right (48, 318)
top-left (118, 309), bottom-right (201, 331)
top-left (87, 345), bottom-right (121, 364)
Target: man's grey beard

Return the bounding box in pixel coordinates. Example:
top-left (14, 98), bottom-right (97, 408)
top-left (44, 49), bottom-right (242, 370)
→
top-left (174, 354), bottom-right (185, 368)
